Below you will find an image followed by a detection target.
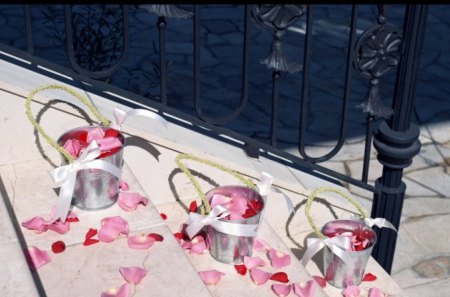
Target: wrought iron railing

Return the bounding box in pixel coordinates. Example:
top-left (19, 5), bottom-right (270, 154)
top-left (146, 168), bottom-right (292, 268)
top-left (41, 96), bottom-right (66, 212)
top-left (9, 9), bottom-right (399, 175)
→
top-left (0, 4), bottom-right (428, 273)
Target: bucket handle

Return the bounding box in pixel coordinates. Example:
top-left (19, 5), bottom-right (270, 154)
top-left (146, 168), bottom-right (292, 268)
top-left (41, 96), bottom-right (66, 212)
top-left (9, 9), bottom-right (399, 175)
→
top-left (305, 187), bottom-right (368, 239)
top-left (25, 84), bottom-right (111, 164)
top-left (175, 153), bottom-right (256, 216)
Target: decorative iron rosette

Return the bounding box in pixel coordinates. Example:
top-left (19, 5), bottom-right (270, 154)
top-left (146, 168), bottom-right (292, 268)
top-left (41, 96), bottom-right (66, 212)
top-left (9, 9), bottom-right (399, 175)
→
top-left (354, 23), bottom-right (402, 118)
top-left (251, 5), bottom-right (306, 73)
top-left (354, 23), bottom-right (402, 79)
top-left (139, 4), bottom-right (193, 19)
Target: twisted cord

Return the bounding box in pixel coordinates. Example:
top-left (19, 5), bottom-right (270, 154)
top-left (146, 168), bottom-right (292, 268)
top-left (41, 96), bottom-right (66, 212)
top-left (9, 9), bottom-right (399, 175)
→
top-left (305, 186), bottom-right (368, 239)
top-left (25, 84), bottom-right (111, 163)
top-left (175, 153), bottom-right (255, 215)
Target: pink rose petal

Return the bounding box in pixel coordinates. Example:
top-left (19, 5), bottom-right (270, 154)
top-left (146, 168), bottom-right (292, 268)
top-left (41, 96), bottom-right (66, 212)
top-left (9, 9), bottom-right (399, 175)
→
top-left (46, 220), bottom-right (70, 234)
top-left (210, 193), bottom-right (232, 209)
top-left (22, 216), bottom-right (48, 233)
top-left (101, 283), bottom-right (132, 297)
top-left (244, 256), bottom-right (265, 269)
top-left (127, 234), bottom-right (155, 249)
top-left (97, 137), bottom-right (123, 152)
top-left (86, 127), bottom-right (105, 143)
top-left (343, 285), bottom-right (361, 297)
top-left (249, 268), bottom-right (271, 285)
top-left (119, 180), bottom-right (129, 191)
top-left (272, 284), bottom-right (292, 297)
top-left (119, 266), bottom-right (148, 285)
top-left (189, 235), bottom-right (207, 254)
top-left (198, 270), bottom-right (225, 285)
top-left (227, 196), bottom-right (248, 214)
top-left (63, 138), bottom-right (83, 158)
top-left (24, 246), bottom-right (51, 270)
top-left (98, 225), bottom-right (121, 243)
top-left (254, 237), bottom-right (271, 252)
top-left (368, 287), bottom-right (388, 297)
top-left (293, 280), bottom-right (316, 297)
top-left (98, 216), bottom-right (129, 243)
top-left (268, 248), bottom-right (291, 269)
top-left (117, 192), bottom-right (149, 212)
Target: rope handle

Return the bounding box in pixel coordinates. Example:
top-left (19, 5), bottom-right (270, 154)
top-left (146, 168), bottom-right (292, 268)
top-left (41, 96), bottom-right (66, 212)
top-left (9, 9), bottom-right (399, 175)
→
top-left (305, 187), bottom-right (368, 239)
top-left (25, 84), bottom-right (111, 163)
top-left (175, 153), bottom-right (256, 216)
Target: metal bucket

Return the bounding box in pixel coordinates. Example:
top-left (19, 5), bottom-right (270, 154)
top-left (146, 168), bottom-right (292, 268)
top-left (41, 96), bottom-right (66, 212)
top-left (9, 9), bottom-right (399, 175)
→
top-left (205, 185), bottom-right (265, 264)
top-left (57, 126), bottom-right (125, 210)
top-left (322, 219), bottom-right (377, 288)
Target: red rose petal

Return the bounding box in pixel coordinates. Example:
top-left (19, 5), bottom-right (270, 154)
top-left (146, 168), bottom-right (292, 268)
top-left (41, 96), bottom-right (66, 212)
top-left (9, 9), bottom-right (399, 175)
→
top-left (312, 275), bottom-right (327, 288)
top-left (85, 228), bottom-right (98, 240)
top-left (83, 238), bottom-right (100, 246)
top-left (51, 241), bottom-right (66, 254)
top-left (78, 131), bottom-right (88, 145)
top-left (66, 217), bottom-right (80, 223)
top-left (148, 233), bottom-right (164, 242)
top-left (362, 272), bottom-right (377, 282)
top-left (269, 272), bottom-right (289, 283)
top-left (160, 213), bottom-right (167, 220)
top-left (173, 232), bottom-right (183, 240)
top-left (189, 200), bottom-right (198, 213)
top-left (105, 128), bottom-right (120, 138)
top-left (242, 208), bottom-right (257, 218)
top-left (234, 264), bottom-right (247, 276)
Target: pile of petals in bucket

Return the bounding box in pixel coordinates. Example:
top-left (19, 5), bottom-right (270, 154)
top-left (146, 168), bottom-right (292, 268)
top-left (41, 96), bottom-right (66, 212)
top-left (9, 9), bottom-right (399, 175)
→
top-left (322, 221), bottom-right (376, 252)
top-left (20, 179), bottom-right (160, 297)
top-left (62, 127), bottom-right (123, 159)
top-left (209, 192), bottom-right (264, 219)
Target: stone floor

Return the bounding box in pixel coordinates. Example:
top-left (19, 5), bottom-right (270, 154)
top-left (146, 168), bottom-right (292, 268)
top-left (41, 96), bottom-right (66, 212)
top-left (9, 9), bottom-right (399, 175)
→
top-left (0, 4), bottom-right (449, 297)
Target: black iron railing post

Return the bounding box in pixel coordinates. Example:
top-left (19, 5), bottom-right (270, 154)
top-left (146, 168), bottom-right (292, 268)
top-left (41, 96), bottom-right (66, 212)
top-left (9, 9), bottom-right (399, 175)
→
top-left (371, 4), bottom-right (428, 273)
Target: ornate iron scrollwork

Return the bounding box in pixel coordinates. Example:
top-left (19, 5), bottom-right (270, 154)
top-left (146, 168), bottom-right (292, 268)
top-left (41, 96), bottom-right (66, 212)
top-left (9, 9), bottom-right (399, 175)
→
top-left (139, 4), bottom-right (193, 19)
top-left (354, 7), bottom-right (402, 118)
top-left (251, 5), bottom-right (306, 73)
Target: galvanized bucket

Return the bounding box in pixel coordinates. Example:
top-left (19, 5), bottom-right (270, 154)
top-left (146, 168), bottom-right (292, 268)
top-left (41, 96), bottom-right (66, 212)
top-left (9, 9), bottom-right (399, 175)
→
top-left (322, 219), bottom-right (377, 288)
top-left (205, 185), bottom-right (265, 264)
top-left (57, 126), bottom-right (125, 210)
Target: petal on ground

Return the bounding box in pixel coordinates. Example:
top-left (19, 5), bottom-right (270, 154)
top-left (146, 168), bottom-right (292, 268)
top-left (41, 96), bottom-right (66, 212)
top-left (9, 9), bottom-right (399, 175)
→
top-left (198, 270), bottom-right (225, 286)
top-left (272, 284), bottom-right (292, 297)
top-left (119, 266), bottom-right (148, 285)
top-left (250, 268), bottom-right (271, 285)
top-left (268, 248), bottom-right (291, 269)
top-left (25, 246), bottom-right (51, 270)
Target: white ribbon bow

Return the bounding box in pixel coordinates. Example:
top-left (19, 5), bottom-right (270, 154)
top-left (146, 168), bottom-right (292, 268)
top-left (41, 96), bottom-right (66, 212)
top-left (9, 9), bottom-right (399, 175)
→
top-left (49, 141), bottom-right (122, 223)
top-left (364, 217), bottom-right (397, 232)
top-left (256, 172), bottom-right (295, 214)
top-left (185, 205), bottom-right (259, 239)
top-left (301, 236), bottom-right (353, 268)
top-left (111, 107), bottom-right (168, 131)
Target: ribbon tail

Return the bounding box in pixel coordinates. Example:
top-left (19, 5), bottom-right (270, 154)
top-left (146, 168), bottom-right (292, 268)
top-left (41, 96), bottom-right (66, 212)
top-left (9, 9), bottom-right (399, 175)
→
top-left (270, 186), bottom-right (295, 214)
top-left (113, 107), bottom-right (168, 130)
top-left (328, 244), bottom-right (354, 268)
top-left (301, 239), bottom-right (323, 266)
top-left (365, 218), bottom-right (398, 232)
top-left (52, 172), bottom-right (77, 223)
top-left (185, 220), bottom-right (205, 239)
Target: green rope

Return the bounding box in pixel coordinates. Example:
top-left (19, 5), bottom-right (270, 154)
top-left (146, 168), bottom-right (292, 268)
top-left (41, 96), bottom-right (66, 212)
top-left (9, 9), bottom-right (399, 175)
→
top-left (25, 84), bottom-right (111, 163)
top-left (175, 153), bottom-right (256, 216)
top-left (305, 186), bottom-right (368, 239)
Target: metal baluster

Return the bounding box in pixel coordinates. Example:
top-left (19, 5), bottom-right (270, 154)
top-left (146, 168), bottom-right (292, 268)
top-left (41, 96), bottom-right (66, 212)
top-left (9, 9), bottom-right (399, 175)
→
top-left (371, 4), bottom-right (428, 273)
top-left (23, 5), bottom-right (34, 56)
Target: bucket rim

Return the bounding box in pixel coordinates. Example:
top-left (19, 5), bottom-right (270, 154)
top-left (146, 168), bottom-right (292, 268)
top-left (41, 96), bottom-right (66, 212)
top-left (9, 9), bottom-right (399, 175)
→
top-left (205, 185), bottom-right (265, 224)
